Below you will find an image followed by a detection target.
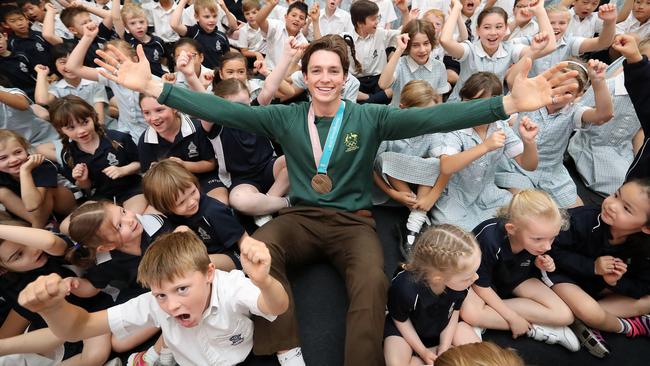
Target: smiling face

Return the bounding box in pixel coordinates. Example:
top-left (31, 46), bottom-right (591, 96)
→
top-left (0, 239), bottom-right (47, 273)
top-left (59, 116), bottom-right (99, 146)
top-left (100, 204), bottom-right (143, 250)
top-left (285, 8), bottom-right (307, 35)
top-left (477, 13), bottom-right (507, 54)
top-left (506, 216), bottom-right (562, 256)
top-left (548, 10), bottom-right (570, 40)
top-left (140, 97), bottom-right (180, 137)
top-left (408, 32), bottom-right (432, 65)
top-left (304, 50), bottom-right (346, 106)
top-left (461, 0), bottom-right (477, 17)
top-left (172, 185), bottom-right (201, 217)
top-left (151, 266), bottom-right (214, 328)
top-left (601, 181), bottom-right (650, 234)
top-left (0, 139), bottom-right (28, 176)
top-left (55, 55), bottom-right (78, 80)
top-left (573, 0), bottom-right (600, 19)
top-left (219, 58), bottom-right (247, 82)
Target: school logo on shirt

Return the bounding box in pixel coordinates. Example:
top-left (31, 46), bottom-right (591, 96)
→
top-left (19, 62), bottom-right (28, 73)
top-left (198, 226), bottom-right (211, 241)
top-left (520, 259), bottom-right (531, 267)
top-left (188, 142), bottom-right (199, 158)
top-left (372, 49), bottom-right (378, 60)
top-left (153, 49), bottom-right (160, 61)
top-left (215, 41), bottom-right (222, 52)
top-left (229, 334), bottom-right (244, 346)
top-left (107, 152), bottom-right (119, 166)
top-left (344, 132), bottom-right (359, 153)
top-left (36, 42), bottom-right (44, 52)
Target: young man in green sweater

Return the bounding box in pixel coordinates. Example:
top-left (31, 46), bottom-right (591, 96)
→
top-left (94, 34), bottom-right (578, 366)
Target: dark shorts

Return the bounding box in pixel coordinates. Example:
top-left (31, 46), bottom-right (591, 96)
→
top-left (92, 185), bottom-right (142, 204)
top-left (493, 267), bottom-right (541, 299)
top-left (544, 270), bottom-right (606, 297)
top-left (383, 315), bottom-right (439, 348)
top-left (230, 158), bottom-right (276, 193)
top-left (199, 172), bottom-right (227, 193)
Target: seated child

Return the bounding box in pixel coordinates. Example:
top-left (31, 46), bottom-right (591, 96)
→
top-left (0, 130), bottom-right (76, 228)
top-left (1, 5), bottom-right (52, 69)
top-left (616, 0), bottom-right (650, 40)
top-left (17, 0), bottom-right (73, 39)
top-left (0, 29), bottom-right (37, 100)
top-left (17, 230), bottom-right (289, 366)
top-left (435, 341), bottom-right (525, 366)
top-left (460, 190), bottom-right (580, 351)
top-left (566, 0), bottom-right (603, 38)
top-left (384, 224), bottom-right (481, 366)
top-left (547, 178), bottom-right (650, 358)
top-left (506, 0), bottom-right (540, 40)
top-left (236, 0), bottom-right (268, 67)
top-left (142, 159), bottom-right (249, 271)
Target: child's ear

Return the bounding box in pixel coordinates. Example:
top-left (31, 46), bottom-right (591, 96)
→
top-left (96, 243), bottom-right (117, 253)
top-left (641, 225), bottom-right (650, 236)
top-left (504, 222), bottom-right (517, 236)
top-left (206, 262), bottom-right (215, 283)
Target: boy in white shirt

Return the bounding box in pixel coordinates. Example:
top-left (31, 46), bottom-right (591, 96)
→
top-left (237, 0), bottom-right (268, 66)
top-left (317, 0), bottom-right (354, 37)
top-left (566, 0), bottom-right (603, 37)
top-left (17, 230), bottom-right (289, 366)
top-left (256, 0), bottom-right (308, 69)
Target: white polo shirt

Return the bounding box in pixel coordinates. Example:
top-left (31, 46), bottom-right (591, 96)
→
top-left (370, 0), bottom-right (397, 28)
top-left (347, 28), bottom-right (400, 77)
top-left (107, 270), bottom-right (276, 366)
top-left (616, 12), bottom-right (650, 39)
top-left (143, 1), bottom-right (179, 43)
top-left (236, 23), bottom-right (267, 53)
top-left (318, 8), bottom-right (354, 37)
top-left (566, 9), bottom-right (603, 38)
top-left (262, 19), bottom-right (308, 70)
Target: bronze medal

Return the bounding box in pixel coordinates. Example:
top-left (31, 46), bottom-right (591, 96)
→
top-left (311, 174), bottom-right (332, 194)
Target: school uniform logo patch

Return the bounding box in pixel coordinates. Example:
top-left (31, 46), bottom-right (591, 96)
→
top-left (215, 41), bottom-right (222, 51)
top-left (229, 334), bottom-right (244, 346)
top-left (107, 152), bottom-right (119, 166)
top-left (198, 227), bottom-right (211, 241)
top-left (344, 132), bottom-right (359, 152)
top-left (520, 259), bottom-right (531, 267)
top-left (188, 142), bottom-right (199, 158)
top-left (372, 49), bottom-right (378, 60)
top-left (19, 62), bottom-right (28, 73)
top-left (153, 49), bottom-right (160, 61)
top-left (36, 42), bottom-right (44, 52)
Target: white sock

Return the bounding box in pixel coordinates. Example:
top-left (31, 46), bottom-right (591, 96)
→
top-left (127, 347), bottom-right (158, 365)
top-left (158, 348), bottom-right (175, 366)
top-left (406, 209), bottom-right (427, 233)
top-left (277, 347), bottom-right (305, 366)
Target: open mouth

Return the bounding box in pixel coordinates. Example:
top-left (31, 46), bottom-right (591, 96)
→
top-left (316, 86), bottom-right (334, 93)
top-left (175, 313), bottom-right (193, 327)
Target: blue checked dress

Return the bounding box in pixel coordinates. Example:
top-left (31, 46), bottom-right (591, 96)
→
top-left (512, 35), bottom-right (585, 77)
top-left (430, 120), bottom-right (524, 231)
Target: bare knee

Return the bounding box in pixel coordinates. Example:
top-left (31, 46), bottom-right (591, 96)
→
top-left (459, 305), bottom-right (482, 326)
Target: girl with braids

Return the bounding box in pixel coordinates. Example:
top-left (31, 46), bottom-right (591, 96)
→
top-left (49, 95), bottom-right (148, 214)
top-left (383, 224), bottom-right (482, 366)
top-left (460, 190), bottom-right (580, 351)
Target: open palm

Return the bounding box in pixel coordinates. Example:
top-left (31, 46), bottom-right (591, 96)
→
top-left (95, 44), bottom-right (153, 94)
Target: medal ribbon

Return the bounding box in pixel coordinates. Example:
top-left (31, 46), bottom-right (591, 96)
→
top-left (307, 101), bottom-right (346, 174)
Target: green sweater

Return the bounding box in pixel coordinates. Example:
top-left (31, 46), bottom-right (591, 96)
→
top-left (158, 84), bottom-right (509, 211)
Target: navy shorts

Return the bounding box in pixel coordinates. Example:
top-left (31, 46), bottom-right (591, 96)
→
top-left (492, 267), bottom-right (541, 299)
top-left (199, 172), bottom-right (227, 193)
top-left (544, 270), bottom-right (606, 297)
top-left (92, 185), bottom-right (142, 204)
top-left (230, 158), bottom-right (276, 193)
top-left (383, 315), bottom-right (439, 348)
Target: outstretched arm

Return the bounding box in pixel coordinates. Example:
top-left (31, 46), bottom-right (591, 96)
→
top-left (43, 4), bottom-right (63, 45)
top-left (581, 59), bottom-right (614, 125)
top-left (579, 4), bottom-right (617, 54)
top-left (68, 23), bottom-right (102, 81)
top-left (440, 0), bottom-right (465, 59)
top-left (171, 0), bottom-right (189, 36)
top-left (0, 224), bottom-right (68, 256)
top-left (256, 0), bottom-right (278, 34)
top-left (0, 90), bottom-right (29, 110)
top-left (257, 37), bottom-right (306, 106)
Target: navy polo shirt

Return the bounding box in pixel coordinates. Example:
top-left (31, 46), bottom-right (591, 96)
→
top-left (473, 218), bottom-right (538, 289)
top-left (83, 214), bottom-right (173, 304)
top-left (0, 158), bottom-right (58, 196)
top-left (186, 24), bottom-right (229, 69)
top-left (0, 52), bottom-right (35, 97)
top-left (387, 270), bottom-right (467, 340)
top-left (138, 115), bottom-right (215, 181)
top-left (60, 129), bottom-right (141, 200)
top-left (63, 23), bottom-right (115, 67)
top-left (207, 124), bottom-right (274, 177)
top-left (124, 33), bottom-right (166, 77)
top-left (9, 31), bottom-right (52, 69)
top-left (169, 193), bottom-right (244, 254)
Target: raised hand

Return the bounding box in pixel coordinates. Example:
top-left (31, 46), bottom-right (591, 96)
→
top-left (18, 274), bottom-right (71, 314)
top-left (175, 50), bottom-right (195, 77)
top-left (239, 236), bottom-right (272, 287)
top-left (518, 116), bottom-right (538, 143)
top-left (309, 3), bottom-right (320, 22)
top-left (530, 32), bottom-right (550, 54)
top-left (396, 33), bottom-right (410, 53)
top-left (598, 3), bottom-right (617, 22)
top-left (20, 154), bottom-right (45, 173)
top-left (34, 64), bottom-right (50, 76)
top-left (83, 22), bottom-right (99, 40)
top-left (162, 72), bottom-right (177, 84)
top-left (44, 3), bottom-right (57, 13)
top-left (95, 44), bottom-right (158, 96)
top-left (612, 34), bottom-right (643, 63)
top-left (483, 128), bottom-right (506, 152)
top-left (587, 59), bottom-right (607, 83)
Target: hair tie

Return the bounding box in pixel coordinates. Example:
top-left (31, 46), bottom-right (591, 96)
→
top-left (72, 241), bottom-right (82, 250)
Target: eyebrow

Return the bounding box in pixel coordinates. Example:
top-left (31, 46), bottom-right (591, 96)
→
top-left (7, 250), bottom-right (20, 262)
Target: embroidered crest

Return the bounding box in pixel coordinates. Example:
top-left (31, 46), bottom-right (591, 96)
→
top-left (19, 62), bottom-right (28, 73)
top-left (198, 226), bottom-right (211, 241)
top-left (520, 259), bottom-right (531, 267)
top-left (188, 141), bottom-right (199, 158)
top-left (344, 132), bottom-right (359, 152)
top-left (153, 49), bottom-right (160, 61)
top-left (372, 49), bottom-right (378, 59)
top-left (229, 334), bottom-right (244, 346)
top-left (107, 152), bottom-right (119, 166)
top-left (36, 42), bottom-right (44, 52)
top-left (215, 41), bottom-right (222, 51)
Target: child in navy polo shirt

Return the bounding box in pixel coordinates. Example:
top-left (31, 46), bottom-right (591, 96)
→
top-left (112, 0), bottom-right (166, 77)
top-left (143, 159), bottom-right (247, 272)
top-left (138, 95), bottom-right (229, 205)
top-left (49, 95), bottom-right (148, 214)
top-left (43, 3), bottom-right (114, 67)
top-left (171, 0), bottom-right (233, 69)
top-left (1, 5), bottom-right (52, 69)
top-left (0, 129), bottom-right (77, 228)
top-left (460, 190), bottom-right (580, 352)
top-left (0, 31), bottom-right (36, 98)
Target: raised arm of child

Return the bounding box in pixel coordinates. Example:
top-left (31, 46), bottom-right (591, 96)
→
top-left (440, 0), bottom-right (465, 60)
top-left (0, 89), bottom-right (29, 110)
top-left (43, 3), bottom-right (63, 45)
top-left (67, 23), bottom-right (101, 81)
top-left (0, 223), bottom-right (66, 256)
top-left (579, 4), bottom-right (617, 54)
top-left (618, 0), bottom-right (633, 22)
top-left (309, 2), bottom-right (321, 41)
top-left (472, 285), bottom-right (531, 338)
top-left (439, 130), bottom-right (506, 175)
top-left (395, 0), bottom-right (411, 27)
top-left (256, 0), bottom-right (279, 35)
top-left (257, 36), bottom-right (306, 106)
top-left (111, 0), bottom-right (126, 39)
top-left (18, 154), bottom-right (50, 212)
top-left (394, 318), bottom-right (437, 364)
top-left (239, 236), bottom-right (289, 316)
top-left (18, 273), bottom-right (111, 342)
top-left (581, 60), bottom-right (614, 125)
top-left (512, 116), bottom-right (538, 171)
top-left (33, 65), bottom-right (56, 106)
top-left (170, 0), bottom-right (189, 36)
top-left (73, 0), bottom-right (113, 30)
top-left (378, 33), bottom-right (408, 90)
top-left (519, 0), bottom-right (556, 59)
top-left (217, 0), bottom-right (239, 32)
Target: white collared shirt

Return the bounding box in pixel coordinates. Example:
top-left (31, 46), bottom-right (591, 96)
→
top-left (318, 7), bottom-right (354, 37)
top-left (389, 55), bottom-right (450, 106)
top-left (566, 9), bottom-right (603, 38)
top-left (370, 0), bottom-right (397, 28)
top-left (616, 12), bottom-right (650, 39)
top-left (411, 0), bottom-right (451, 17)
top-left (235, 23), bottom-right (267, 53)
top-left (143, 1), bottom-right (179, 43)
top-left (508, 18), bottom-right (539, 39)
top-left (347, 27), bottom-right (400, 77)
top-left (108, 270), bottom-right (276, 366)
top-left (143, 113), bottom-right (195, 144)
top-left (262, 19), bottom-right (308, 70)
top-left (49, 78), bottom-right (108, 106)
top-left (30, 15), bottom-right (74, 39)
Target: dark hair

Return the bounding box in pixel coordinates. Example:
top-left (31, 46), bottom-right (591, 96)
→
top-left (625, 177), bottom-right (650, 224)
top-left (16, 0), bottom-right (42, 9)
top-left (459, 72), bottom-right (503, 100)
top-left (0, 5), bottom-right (25, 23)
top-left (477, 6), bottom-right (508, 27)
top-left (350, 0), bottom-right (379, 29)
top-left (301, 34), bottom-right (350, 76)
top-left (50, 42), bottom-right (75, 75)
top-left (173, 37), bottom-right (204, 57)
top-left (65, 201), bottom-right (113, 268)
top-left (213, 78), bottom-right (250, 99)
top-left (342, 34), bottom-right (362, 74)
top-left (60, 6), bottom-right (88, 28)
top-left (287, 1), bottom-right (308, 17)
top-left (402, 19), bottom-right (437, 53)
top-left (213, 51), bottom-right (248, 86)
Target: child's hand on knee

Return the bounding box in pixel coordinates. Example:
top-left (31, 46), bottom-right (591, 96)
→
top-left (240, 236), bottom-right (272, 287)
top-left (18, 273), bottom-right (71, 314)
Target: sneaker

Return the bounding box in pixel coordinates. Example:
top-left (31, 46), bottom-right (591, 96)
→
top-left (527, 324), bottom-right (580, 352)
top-left (254, 214), bottom-right (273, 227)
top-left (127, 349), bottom-right (159, 366)
top-left (154, 348), bottom-right (175, 366)
top-left (104, 358), bottom-right (123, 366)
top-left (570, 320), bottom-right (610, 358)
top-left (399, 230), bottom-right (418, 259)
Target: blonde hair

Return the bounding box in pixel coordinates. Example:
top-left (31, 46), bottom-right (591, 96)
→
top-left (496, 190), bottom-right (569, 230)
top-left (399, 80), bottom-right (438, 108)
top-left (435, 342), bottom-right (524, 366)
top-left (0, 129), bottom-right (29, 152)
top-left (194, 0), bottom-right (219, 15)
top-left (406, 224), bottom-right (480, 283)
top-left (142, 159), bottom-right (199, 215)
top-left (423, 8), bottom-right (445, 22)
top-left (104, 39), bottom-right (136, 58)
top-left (545, 4), bottom-right (570, 17)
top-left (137, 230), bottom-right (211, 289)
top-left (120, 3), bottom-right (146, 22)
